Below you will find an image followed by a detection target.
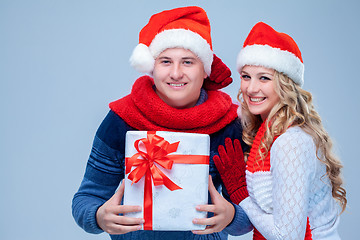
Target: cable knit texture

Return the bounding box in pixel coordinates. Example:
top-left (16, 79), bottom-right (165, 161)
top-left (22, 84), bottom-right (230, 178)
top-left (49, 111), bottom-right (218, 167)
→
top-left (213, 138), bottom-right (248, 205)
top-left (203, 54), bottom-right (233, 90)
top-left (109, 76), bottom-right (238, 134)
top-left (240, 124), bottom-right (341, 239)
top-left (246, 122), bottom-right (278, 215)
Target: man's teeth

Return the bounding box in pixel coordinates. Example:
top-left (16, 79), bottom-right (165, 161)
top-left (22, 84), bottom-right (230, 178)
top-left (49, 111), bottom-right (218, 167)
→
top-left (169, 83), bottom-right (185, 87)
top-left (250, 97), bottom-right (265, 102)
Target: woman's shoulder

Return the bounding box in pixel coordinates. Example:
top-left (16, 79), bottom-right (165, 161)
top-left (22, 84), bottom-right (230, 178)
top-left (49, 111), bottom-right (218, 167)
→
top-left (271, 126), bottom-right (316, 161)
top-left (271, 126), bottom-right (317, 164)
top-left (270, 126), bottom-right (319, 180)
top-left (274, 126), bottom-right (313, 147)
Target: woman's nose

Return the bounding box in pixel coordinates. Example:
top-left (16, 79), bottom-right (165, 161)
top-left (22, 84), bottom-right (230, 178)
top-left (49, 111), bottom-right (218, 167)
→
top-left (247, 79), bottom-right (260, 93)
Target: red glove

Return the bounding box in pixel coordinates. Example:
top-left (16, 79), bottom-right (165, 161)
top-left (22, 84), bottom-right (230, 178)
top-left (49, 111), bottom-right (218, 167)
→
top-left (203, 54), bottom-right (233, 90)
top-left (213, 138), bottom-right (248, 204)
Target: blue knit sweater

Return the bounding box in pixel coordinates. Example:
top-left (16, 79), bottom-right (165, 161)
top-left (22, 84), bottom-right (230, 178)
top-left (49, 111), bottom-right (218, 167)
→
top-left (72, 109), bottom-right (252, 239)
top-left (72, 111), bottom-right (252, 239)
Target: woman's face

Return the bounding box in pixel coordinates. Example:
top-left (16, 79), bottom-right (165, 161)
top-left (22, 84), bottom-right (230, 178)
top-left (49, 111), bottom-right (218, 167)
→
top-left (240, 65), bottom-right (280, 120)
top-left (152, 48), bottom-right (207, 109)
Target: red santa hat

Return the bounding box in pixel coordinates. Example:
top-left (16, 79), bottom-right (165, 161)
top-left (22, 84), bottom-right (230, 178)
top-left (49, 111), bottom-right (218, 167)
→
top-left (129, 6), bottom-right (213, 76)
top-left (237, 22), bottom-right (304, 86)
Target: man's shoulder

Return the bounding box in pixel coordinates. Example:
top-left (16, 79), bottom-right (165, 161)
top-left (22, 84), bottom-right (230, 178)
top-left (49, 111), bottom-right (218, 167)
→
top-left (96, 110), bottom-right (132, 151)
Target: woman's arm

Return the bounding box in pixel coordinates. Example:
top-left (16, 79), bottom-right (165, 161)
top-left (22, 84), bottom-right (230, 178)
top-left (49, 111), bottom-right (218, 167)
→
top-left (240, 128), bottom-right (315, 239)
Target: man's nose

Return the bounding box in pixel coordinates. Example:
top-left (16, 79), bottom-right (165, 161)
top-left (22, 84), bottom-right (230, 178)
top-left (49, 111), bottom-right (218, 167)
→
top-left (170, 63), bottom-right (184, 80)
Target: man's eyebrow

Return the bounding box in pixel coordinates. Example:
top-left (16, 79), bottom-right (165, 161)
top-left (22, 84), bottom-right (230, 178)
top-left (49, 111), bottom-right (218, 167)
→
top-left (182, 57), bottom-right (198, 60)
top-left (157, 56), bottom-right (198, 60)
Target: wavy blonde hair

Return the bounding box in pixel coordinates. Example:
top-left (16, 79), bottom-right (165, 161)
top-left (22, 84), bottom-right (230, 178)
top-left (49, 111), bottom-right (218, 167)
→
top-left (237, 70), bottom-right (347, 212)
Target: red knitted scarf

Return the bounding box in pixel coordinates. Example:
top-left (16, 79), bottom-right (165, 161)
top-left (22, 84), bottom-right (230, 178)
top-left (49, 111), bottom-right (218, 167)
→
top-left (109, 76), bottom-right (238, 134)
top-left (247, 121), bottom-right (312, 240)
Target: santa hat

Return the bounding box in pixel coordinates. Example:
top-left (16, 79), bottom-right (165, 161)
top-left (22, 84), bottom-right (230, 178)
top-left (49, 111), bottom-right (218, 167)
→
top-left (237, 22), bottom-right (304, 86)
top-left (129, 6), bottom-right (213, 76)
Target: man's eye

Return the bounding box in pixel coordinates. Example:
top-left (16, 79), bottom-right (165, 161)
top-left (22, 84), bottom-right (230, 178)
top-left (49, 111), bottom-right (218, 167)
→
top-left (184, 60), bottom-right (193, 65)
top-left (161, 60), bottom-right (171, 64)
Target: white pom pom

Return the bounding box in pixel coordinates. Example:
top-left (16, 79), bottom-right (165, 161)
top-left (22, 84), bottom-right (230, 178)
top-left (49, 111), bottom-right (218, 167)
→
top-left (129, 43), bottom-right (155, 73)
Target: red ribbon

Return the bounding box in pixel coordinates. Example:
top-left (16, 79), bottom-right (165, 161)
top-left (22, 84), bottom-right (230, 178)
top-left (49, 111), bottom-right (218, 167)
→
top-left (125, 131), bottom-right (209, 230)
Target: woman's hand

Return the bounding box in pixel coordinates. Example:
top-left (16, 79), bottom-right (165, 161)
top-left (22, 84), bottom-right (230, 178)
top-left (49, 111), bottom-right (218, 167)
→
top-left (96, 181), bottom-right (144, 235)
top-left (213, 138), bottom-right (248, 204)
top-left (191, 176), bottom-right (235, 235)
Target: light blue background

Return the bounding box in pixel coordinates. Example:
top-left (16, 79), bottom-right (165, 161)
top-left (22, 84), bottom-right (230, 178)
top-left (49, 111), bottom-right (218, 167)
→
top-left (1, 0), bottom-right (359, 239)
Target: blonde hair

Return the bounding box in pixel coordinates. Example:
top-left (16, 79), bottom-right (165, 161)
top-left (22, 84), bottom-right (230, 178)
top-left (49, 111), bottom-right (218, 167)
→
top-left (237, 71), bottom-right (347, 212)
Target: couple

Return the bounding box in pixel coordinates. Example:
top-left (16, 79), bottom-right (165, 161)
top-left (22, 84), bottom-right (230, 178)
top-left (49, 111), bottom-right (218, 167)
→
top-left (72, 6), bottom-right (347, 240)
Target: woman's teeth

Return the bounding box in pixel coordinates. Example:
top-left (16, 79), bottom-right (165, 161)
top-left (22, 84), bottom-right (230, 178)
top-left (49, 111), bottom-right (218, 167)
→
top-left (250, 97), bottom-right (265, 102)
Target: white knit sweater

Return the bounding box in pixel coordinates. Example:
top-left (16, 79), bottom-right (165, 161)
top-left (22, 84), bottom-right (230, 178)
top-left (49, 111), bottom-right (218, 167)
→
top-left (240, 126), bottom-right (341, 239)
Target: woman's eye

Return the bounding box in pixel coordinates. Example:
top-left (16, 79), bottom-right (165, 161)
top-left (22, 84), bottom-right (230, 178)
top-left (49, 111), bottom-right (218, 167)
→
top-left (183, 60), bottom-right (193, 65)
top-left (260, 76), bottom-right (271, 81)
top-left (241, 75), bottom-right (250, 79)
top-left (161, 60), bottom-right (171, 64)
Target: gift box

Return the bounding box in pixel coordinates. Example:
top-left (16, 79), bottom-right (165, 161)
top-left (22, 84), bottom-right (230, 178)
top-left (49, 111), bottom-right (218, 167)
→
top-left (124, 131), bottom-right (210, 231)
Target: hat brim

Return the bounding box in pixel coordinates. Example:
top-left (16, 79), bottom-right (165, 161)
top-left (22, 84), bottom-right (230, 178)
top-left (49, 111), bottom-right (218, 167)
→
top-left (130, 29), bottom-right (213, 76)
top-left (237, 44), bottom-right (304, 86)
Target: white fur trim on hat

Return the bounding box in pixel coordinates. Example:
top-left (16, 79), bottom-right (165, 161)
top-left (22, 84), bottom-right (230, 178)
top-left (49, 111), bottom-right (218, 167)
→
top-left (129, 43), bottom-right (155, 73)
top-left (130, 29), bottom-right (213, 76)
top-left (237, 44), bottom-right (304, 86)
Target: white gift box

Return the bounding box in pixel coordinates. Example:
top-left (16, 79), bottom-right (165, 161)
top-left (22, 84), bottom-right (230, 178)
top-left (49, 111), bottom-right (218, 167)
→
top-left (124, 131), bottom-right (210, 231)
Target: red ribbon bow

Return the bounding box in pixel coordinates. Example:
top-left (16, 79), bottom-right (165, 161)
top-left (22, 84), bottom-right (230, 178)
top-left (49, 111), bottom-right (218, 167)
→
top-left (126, 131), bottom-right (182, 191)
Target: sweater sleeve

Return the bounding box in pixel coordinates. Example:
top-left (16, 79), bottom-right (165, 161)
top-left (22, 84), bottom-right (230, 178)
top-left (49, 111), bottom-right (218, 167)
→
top-left (72, 111), bottom-right (129, 234)
top-left (224, 199), bottom-right (253, 235)
top-left (240, 127), bottom-right (316, 239)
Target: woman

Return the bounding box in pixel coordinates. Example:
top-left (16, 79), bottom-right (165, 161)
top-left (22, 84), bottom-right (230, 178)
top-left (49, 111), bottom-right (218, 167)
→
top-left (214, 22), bottom-right (347, 239)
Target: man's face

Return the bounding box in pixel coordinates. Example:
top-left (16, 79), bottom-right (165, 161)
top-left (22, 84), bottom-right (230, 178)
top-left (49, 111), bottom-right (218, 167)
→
top-left (152, 48), bottom-right (207, 109)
